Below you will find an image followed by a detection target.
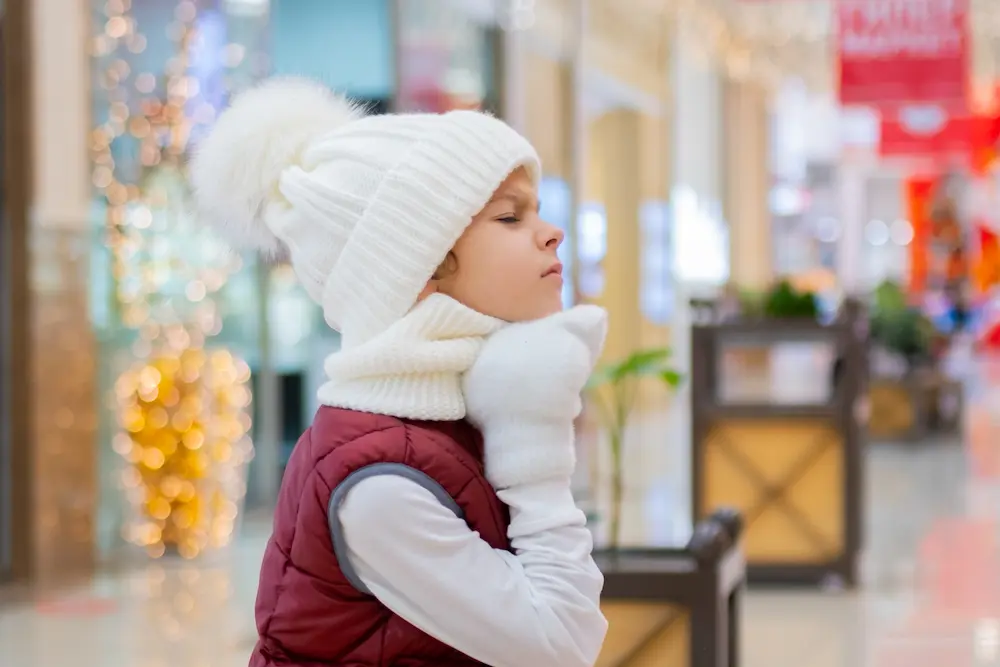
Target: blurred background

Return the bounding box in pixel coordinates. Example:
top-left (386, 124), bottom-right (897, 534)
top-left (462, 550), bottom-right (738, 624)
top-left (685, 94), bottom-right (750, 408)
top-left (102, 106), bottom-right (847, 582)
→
top-left (4, 0), bottom-right (1000, 666)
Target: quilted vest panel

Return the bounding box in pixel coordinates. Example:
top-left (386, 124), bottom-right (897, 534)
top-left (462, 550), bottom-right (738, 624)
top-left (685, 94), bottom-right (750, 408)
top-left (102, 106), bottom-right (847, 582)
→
top-left (250, 407), bottom-right (511, 667)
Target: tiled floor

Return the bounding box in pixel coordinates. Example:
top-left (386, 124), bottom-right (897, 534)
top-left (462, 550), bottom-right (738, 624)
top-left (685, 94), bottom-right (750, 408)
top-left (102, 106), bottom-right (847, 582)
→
top-left (3, 356), bottom-right (1000, 666)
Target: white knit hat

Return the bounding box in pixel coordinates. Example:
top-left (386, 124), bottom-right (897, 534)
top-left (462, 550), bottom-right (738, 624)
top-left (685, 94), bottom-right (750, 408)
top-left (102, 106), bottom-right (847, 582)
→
top-left (190, 77), bottom-right (540, 349)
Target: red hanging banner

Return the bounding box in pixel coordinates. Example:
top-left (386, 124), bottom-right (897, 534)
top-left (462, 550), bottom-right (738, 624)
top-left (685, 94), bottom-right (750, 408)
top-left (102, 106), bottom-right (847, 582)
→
top-left (879, 108), bottom-right (1000, 165)
top-left (837, 0), bottom-right (969, 108)
top-left (879, 106), bottom-right (974, 157)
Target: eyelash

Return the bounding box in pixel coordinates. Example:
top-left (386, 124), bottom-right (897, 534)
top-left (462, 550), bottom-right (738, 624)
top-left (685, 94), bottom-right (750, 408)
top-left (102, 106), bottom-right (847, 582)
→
top-left (498, 216), bottom-right (520, 224)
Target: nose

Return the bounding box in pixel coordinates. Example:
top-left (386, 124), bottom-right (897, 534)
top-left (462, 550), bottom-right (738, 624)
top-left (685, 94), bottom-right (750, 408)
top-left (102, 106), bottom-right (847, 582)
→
top-left (537, 219), bottom-right (564, 251)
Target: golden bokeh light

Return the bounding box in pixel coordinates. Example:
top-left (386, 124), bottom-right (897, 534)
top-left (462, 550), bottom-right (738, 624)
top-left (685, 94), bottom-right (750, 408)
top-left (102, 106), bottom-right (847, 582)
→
top-left (116, 348), bottom-right (254, 558)
top-left (94, 1), bottom-right (262, 560)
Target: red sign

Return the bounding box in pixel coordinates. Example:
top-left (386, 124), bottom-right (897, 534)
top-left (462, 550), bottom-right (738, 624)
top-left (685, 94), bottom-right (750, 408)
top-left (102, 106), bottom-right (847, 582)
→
top-left (880, 108), bottom-right (1000, 166)
top-left (837, 0), bottom-right (969, 107)
top-left (879, 105), bottom-right (974, 157)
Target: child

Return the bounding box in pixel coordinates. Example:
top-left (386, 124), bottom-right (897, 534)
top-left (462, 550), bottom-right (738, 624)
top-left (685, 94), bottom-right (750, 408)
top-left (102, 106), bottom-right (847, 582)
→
top-left (191, 78), bottom-right (609, 667)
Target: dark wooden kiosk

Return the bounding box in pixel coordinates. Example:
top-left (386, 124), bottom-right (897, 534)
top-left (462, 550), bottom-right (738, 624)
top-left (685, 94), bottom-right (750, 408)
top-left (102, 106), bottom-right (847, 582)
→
top-left (868, 367), bottom-right (964, 442)
top-left (594, 510), bottom-right (745, 667)
top-left (689, 304), bottom-right (867, 587)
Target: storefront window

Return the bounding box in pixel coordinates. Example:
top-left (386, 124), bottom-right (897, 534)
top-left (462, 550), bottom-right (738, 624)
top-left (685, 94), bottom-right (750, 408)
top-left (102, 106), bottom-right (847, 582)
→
top-left (539, 177), bottom-right (575, 308)
top-left (640, 200), bottom-right (673, 323)
top-left (89, 0), bottom-right (504, 558)
top-left (270, 0), bottom-right (394, 105)
top-left (577, 203), bottom-right (608, 299)
top-left (89, 0), bottom-right (417, 550)
top-left (89, 0), bottom-right (271, 559)
top-left (524, 49), bottom-right (578, 305)
top-left (862, 175), bottom-right (912, 291)
top-left (395, 0), bottom-right (500, 113)
top-left (246, 0), bottom-right (395, 506)
top-left (672, 185), bottom-right (729, 285)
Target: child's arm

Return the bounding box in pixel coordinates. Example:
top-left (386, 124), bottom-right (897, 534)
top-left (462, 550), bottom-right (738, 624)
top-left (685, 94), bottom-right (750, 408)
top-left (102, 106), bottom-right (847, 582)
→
top-left (339, 470), bottom-right (605, 667)
top-left (339, 306), bottom-right (610, 666)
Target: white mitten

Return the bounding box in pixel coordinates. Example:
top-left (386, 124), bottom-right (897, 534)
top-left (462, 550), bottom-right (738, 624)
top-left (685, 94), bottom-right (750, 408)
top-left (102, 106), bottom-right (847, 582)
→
top-left (462, 305), bottom-right (608, 490)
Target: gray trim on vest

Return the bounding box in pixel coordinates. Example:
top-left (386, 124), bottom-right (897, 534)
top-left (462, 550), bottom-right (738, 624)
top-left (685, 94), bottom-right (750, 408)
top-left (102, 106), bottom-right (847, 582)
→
top-left (327, 462), bottom-right (465, 595)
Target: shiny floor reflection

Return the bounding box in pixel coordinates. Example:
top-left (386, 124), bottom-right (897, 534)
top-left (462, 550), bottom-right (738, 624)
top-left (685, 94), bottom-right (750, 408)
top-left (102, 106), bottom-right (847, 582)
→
top-left (3, 360), bottom-right (1000, 667)
top-left (0, 544), bottom-right (265, 667)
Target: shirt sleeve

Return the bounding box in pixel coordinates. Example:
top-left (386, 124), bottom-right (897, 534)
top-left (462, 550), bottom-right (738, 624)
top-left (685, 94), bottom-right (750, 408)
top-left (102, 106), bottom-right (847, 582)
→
top-left (337, 473), bottom-right (608, 667)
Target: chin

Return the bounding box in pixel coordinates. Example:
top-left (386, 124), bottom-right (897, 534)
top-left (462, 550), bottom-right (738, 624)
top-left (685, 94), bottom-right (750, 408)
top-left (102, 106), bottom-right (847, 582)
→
top-left (499, 287), bottom-right (565, 322)
top-left (535, 295), bottom-right (565, 319)
top-left (501, 301), bottom-right (561, 323)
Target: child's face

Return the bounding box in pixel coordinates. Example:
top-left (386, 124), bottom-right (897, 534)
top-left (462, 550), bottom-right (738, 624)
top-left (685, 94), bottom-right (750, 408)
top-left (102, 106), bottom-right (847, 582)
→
top-left (432, 167), bottom-right (565, 322)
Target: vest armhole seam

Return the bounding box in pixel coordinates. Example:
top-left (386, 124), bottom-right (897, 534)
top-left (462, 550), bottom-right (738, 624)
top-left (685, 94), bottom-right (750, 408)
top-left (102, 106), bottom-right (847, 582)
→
top-left (327, 462), bottom-right (466, 596)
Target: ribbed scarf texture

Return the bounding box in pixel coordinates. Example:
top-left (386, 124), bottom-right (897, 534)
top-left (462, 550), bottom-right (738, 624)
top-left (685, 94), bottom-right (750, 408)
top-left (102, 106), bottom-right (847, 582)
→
top-left (317, 294), bottom-right (504, 421)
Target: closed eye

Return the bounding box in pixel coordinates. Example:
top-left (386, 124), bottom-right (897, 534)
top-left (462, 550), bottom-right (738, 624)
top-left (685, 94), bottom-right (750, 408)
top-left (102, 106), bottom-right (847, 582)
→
top-left (497, 216), bottom-right (520, 224)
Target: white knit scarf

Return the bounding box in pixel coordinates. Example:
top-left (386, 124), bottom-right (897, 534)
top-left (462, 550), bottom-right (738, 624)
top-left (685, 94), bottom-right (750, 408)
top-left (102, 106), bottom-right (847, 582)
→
top-left (317, 293), bottom-right (505, 420)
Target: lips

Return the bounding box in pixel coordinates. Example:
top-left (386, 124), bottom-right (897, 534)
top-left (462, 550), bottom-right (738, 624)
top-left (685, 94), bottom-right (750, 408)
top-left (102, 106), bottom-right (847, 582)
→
top-left (543, 262), bottom-right (563, 278)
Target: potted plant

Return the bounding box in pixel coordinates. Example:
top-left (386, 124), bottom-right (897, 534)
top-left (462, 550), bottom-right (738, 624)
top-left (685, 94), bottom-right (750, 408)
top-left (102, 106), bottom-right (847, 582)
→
top-left (869, 280), bottom-right (937, 370)
top-left (762, 279), bottom-right (819, 320)
top-left (866, 280), bottom-right (959, 440)
top-left (737, 287), bottom-right (767, 319)
top-left (585, 348), bottom-right (682, 548)
top-left (585, 353), bottom-right (745, 667)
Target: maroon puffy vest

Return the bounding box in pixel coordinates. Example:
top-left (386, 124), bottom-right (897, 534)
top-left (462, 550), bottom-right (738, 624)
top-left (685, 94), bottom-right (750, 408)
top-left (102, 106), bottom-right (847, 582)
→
top-left (250, 406), bottom-right (512, 666)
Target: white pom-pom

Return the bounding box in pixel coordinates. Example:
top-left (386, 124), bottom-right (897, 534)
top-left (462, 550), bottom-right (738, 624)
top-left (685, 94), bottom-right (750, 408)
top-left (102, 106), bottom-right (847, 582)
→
top-left (189, 77), bottom-right (364, 256)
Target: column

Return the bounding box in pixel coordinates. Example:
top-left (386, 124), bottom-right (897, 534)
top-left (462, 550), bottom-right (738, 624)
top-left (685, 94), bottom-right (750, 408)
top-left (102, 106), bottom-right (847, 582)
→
top-left (524, 53), bottom-right (571, 178)
top-left (523, 46), bottom-right (579, 309)
top-left (3, 0), bottom-right (33, 583)
top-left (637, 110), bottom-right (673, 409)
top-left (16, 0), bottom-right (97, 584)
top-left (500, 12), bottom-right (527, 132)
top-left (837, 165), bottom-right (867, 295)
top-left (589, 110), bottom-right (642, 363)
top-left (725, 78), bottom-right (773, 290)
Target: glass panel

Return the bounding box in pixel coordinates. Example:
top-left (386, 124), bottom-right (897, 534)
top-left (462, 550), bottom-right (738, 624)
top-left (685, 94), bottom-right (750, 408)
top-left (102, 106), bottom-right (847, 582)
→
top-left (714, 333), bottom-right (840, 406)
top-left (538, 177), bottom-right (575, 308)
top-left (395, 0), bottom-right (499, 112)
top-left (239, 1), bottom-right (392, 508)
top-left (243, 263), bottom-right (340, 510)
top-left (640, 200), bottom-right (673, 324)
top-left (269, 0), bottom-right (393, 101)
top-left (89, 0), bottom-right (271, 560)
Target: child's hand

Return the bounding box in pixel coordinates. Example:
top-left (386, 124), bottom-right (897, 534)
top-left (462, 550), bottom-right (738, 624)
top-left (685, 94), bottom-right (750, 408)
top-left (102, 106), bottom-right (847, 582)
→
top-left (462, 305), bottom-right (607, 489)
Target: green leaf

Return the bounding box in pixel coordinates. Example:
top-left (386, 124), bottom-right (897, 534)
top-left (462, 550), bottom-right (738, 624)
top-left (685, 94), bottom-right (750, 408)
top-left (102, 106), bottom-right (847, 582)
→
top-left (659, 369), bottom-right (683, 387)
top-left (873, 279), bottom-right (908, 314)
top-left (586, 347), bottom-right (684, 392)
top-left (585, 365), bottom-right (616, 391)
top-left (763, 279), bottom-right (818, 318)
top-left (609, 348), bottom-right (672, 382)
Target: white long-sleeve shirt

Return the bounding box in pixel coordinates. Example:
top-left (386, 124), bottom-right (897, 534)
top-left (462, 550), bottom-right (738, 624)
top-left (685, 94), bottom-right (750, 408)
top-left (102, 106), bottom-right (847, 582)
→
top-left (338, 474), bottom-right (608, 667)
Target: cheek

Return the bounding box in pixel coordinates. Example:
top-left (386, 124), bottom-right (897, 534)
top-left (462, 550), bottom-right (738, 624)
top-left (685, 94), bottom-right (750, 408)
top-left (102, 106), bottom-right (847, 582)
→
top-left (452, 234), bottom-right (535, 306)
top-left (473, 234), bottom-right (536, 287)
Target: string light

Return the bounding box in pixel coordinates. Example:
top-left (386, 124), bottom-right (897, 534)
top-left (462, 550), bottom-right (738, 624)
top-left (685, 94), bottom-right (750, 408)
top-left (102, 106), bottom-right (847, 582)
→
top-left (707, 0), bottom-right (1000, 95)
top-left (665, 0), bottom-right (792, 90)
top-left (91, 0), bottom-right (262, 558)
top-left (115, 348), bottom-right (253, 558)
